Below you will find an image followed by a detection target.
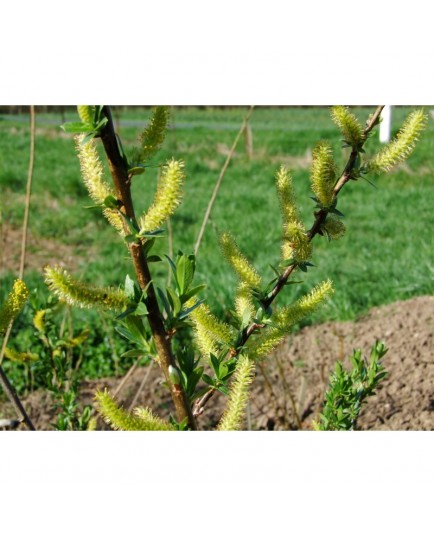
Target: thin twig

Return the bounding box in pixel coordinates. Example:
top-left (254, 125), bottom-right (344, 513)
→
top-left (0, 366), bottom-right (35, 430)
top-left (19, 105), bottom-right (35, 278)
top-left (194, 106), bottom-right (255, 255)
top-left (112, 355), bottom-right (143, 398)
top-left (128, 360), bottom-right (154, 411)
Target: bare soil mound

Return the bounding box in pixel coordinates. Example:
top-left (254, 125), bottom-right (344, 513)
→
top-left (3, 296), bottom-right (434, 431)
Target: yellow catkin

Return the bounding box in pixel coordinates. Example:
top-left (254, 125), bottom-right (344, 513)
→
top-left (77, 106), bottom-right (95, 124)
top-left (44, 265), bottom-right (129, 312)
top-left (33, 310), bottom-right (47, 332)
top-left (245, 327), bottom-right (286, 361)
top-left (310, 141), bottom-right (336, 208)
top-left (4, 348), bottom-right (38, 363)
top-left (276, 280), bottom-right (334, 329)
top-left (330, 106), bottom-right (364, 147)
top-left (139, 159), bottom-right (185, 233)
top-left (217, 354), bottom-right (255, 431)
top-left (139, 106), bottom-right (170, 162)
top-left (188, 299), bottom-right (234, 358)
top-left (235, 282), bottom-right (256, 324)
top-left (75, 134), bottom-right (125, 235)
top-left (322, 214), bottom-right (346, 240)
top-left (0, 279), bottom-right (29, 335)
top-left (219, 232), bottom-right (261, 289)
top-left (275, 165), bottom-right (299, 225)
top-left (95, 389), bottom-right (174, 431)
top-left (367, 109), bottom-right (428, 173)
top-left (282, 221), bottom-right (312, 262)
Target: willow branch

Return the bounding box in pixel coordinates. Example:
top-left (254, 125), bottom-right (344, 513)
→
top-left (99, 106), bottom-right (197, 430)
top-left (195, 106), bottom-right (385, 418)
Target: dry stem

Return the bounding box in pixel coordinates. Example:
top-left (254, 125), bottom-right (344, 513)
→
top-left (194, 106), bottom-right (255, 255)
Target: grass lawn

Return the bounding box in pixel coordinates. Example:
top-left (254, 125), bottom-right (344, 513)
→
top-left (1, 105), bottom-right (433, 387)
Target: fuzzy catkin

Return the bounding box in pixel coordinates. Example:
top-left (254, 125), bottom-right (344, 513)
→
top-left (44, 265), bottom-right (129, 312)
top-left (0, 279), bottom-right (29, 335)
top-left (310, 141), bottom-right (336, 208)
top-left (188, 299), bottom-right (234, 358)
top-left (330, 106), bottom-right (364, 147)
top-left (367, 109), bottom-right (428, 174)
top-left (217, 354), bottom-right (255, 431)
top-left (95, 390), bottom-right (174, 431)
top-left (219, 232), bottom-right (262, 289)
top-left (75, 134), bottom-right (124, 234)
top-left (139, 159), bottom-right (185, 233)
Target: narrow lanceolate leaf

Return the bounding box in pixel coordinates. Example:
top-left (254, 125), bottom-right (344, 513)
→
top-left (310, 141), bottom-right (336, 209)
top-left (44, 265), bottom-right (129, 312)
top-left (0, 279), bottom-right (29, 335)
top-left (139, 159), bottom-right (185, 233)
top-left (138, 106), bottom-right (170, 162)
top-left (95, 389), bottom-right (174, 431)
top-left (217, 354), bottom-right (255, 431)
top-left (75, 134), bottom-right (124, 234)
top-left (276, 279), bottom-right (334, 329)
top-left (366, 109), bottom-right (428, 174)
top-left (219, 232), bottom-right (261, 289)
top-left (330, 106), bottom-right (364, 147)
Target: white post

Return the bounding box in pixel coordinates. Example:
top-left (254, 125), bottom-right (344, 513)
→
top-left (380, 105), bottom-right (392, 143)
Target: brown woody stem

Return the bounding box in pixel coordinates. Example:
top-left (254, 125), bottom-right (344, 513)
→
top-left (99, 106), bottom-right (197, 430)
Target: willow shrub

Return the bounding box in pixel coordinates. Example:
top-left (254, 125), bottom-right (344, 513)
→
top-left (36, 105), bottom-right (427, 431)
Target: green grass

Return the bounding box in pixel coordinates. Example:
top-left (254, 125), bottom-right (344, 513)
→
top-left (1, 105), bottom-right (433, 388)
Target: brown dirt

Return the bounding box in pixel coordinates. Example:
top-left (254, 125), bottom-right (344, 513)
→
top-left (2, 296), bottom-right (433, 431)
top-left (0, 223), bottom-right (77, 275)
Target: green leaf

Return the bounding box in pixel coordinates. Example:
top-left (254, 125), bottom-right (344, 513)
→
top-left (103, 195), bottom-right (119, 209)
top-left (147, 255), bottom-right (162, 263)
top-left (202, 374), bottom-right (215, 387)
top-left (115, 325), bottom-right (142, 345)
top-left (166, 287), bottom-right (182, 317)
top-left (178, 298), bottom-right (205, 320)
top-left (134, 302), bottom-right (148, 316)
top-left (121, 349), bottom-right (144, 359)
top-left (181, 284), bottom-right (206, 303)
top-left (176, 254), bottom-right (195, 294)
top-left (157, 287), bottom-right (172, 319)
top-left (128, 166), bottom-right (146, 176)
top-left (124, 275), bottom-right (135, 300)
top-left (124, 234), bottom-right (139, 244)
top-left (210, 354), bottom-right (220, 376)
top-left (61, 122), bottom-right (94, 133)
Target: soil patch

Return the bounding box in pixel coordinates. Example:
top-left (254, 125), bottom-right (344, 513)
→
top-left (2, 296), bottom-right (433, 431)
top-left (0, 224), bottom-right (77, 275)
